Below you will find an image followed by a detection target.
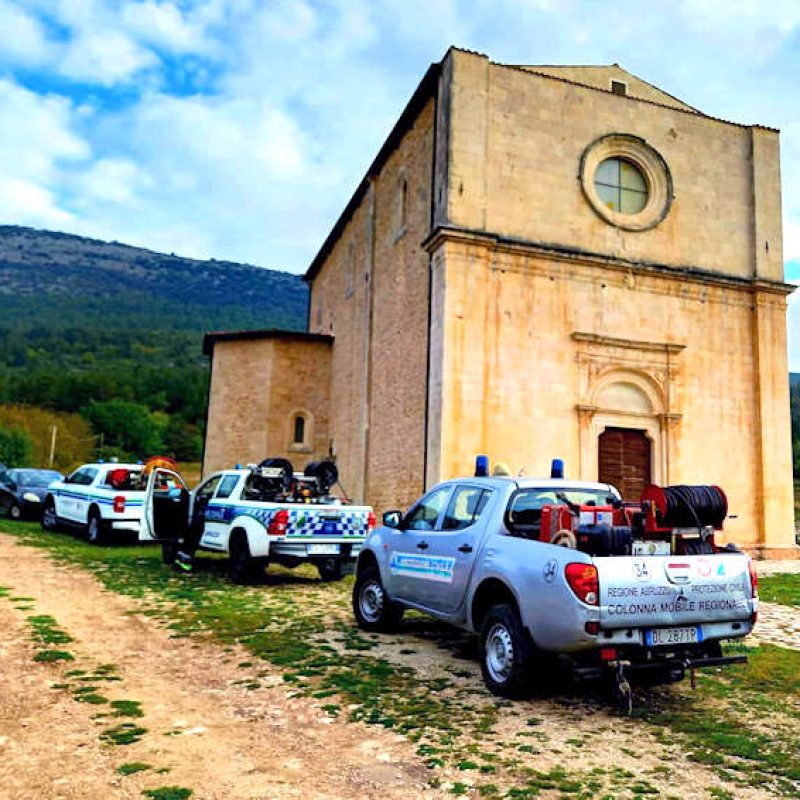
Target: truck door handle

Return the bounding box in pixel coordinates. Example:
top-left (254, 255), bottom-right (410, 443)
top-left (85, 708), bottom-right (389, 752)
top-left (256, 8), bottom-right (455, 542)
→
top-left (458, 544), bottom-right (473, 553)
top-left (416, 541), bottom-right (429, 550)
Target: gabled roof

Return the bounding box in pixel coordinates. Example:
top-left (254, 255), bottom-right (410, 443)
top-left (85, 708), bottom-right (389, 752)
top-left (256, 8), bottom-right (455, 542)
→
top-left (512, 64), bottom-right (700, 113)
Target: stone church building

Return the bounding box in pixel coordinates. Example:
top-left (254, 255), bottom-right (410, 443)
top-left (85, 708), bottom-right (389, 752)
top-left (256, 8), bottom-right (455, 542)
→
top-left (203, 48), bottom-right (796, 555)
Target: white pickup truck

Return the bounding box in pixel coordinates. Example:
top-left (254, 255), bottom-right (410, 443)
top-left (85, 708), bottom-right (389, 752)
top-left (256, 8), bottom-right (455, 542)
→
top-left (139, 460), bottom-right (376, 583)
top-left (42, 462), bottom-right (146, 544)
top-left (353, 474), bottom-right (757, 708)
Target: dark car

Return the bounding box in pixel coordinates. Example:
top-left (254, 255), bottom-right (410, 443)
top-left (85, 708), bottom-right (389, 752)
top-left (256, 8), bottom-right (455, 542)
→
top-left (0, 467), bottom-right (64, 520)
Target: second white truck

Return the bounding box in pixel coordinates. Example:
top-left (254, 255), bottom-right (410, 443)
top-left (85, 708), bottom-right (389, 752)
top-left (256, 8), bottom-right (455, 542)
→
top-left (139, 459), bottom-right (375, 583)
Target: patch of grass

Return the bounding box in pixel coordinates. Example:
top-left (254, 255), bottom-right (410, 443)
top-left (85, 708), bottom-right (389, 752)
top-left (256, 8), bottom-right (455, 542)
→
top-left (760, 574), bottom-right (800, 607)
top-left (643, 647), bottom-right (800, 797)
top-left (141, 789), bottom-right (192, 800)
top-left (118, 762), bottom-right (152, 776)
top-left (74, 692), bottom-right (108, 705)
top-left (101, 722), bottom-right (148, 746)
top-left (709, 789), bottom-right (734, 800)
top-left (28, 614), bottom-right (73, 645)
top-left (33, 649), bottom-right (74, 662)
top-left (110, 700), bottom-right (144, 718)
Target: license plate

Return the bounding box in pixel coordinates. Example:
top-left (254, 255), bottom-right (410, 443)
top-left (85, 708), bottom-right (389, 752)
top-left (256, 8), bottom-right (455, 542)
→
top-left (646, 626), bottom-right (702, 646)
top-left (308, 543), bottom-right (340, 555)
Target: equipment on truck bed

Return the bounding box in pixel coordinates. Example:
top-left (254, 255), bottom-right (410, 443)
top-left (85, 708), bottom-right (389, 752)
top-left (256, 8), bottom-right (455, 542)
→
top-left (248, 457), bottom-right (341, 504)
top-left (540, 481), bottom-right (730, 557)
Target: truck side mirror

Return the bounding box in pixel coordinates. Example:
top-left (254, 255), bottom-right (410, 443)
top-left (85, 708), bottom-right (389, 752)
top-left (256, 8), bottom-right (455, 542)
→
top-left (383, 510), bottom-right (402, 529)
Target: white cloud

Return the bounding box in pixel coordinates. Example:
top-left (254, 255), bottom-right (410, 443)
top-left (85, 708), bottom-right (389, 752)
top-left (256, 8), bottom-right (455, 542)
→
top-left (0, 79), bottom-right (88, 181)
top-left (0, 178), bottom-right (76, 227)
top-left (72, 157), bottom-right (150, 206)
top-left (60, 29), bottom-right (158, 85)
top-left (121, 1), bottom-right (211, 54)
top-left (678, 0), bottom-right (800, 57)
top-left (0, 0), bottom-right (51, 66)
top-left (0, 79), bottom-right (87, 228)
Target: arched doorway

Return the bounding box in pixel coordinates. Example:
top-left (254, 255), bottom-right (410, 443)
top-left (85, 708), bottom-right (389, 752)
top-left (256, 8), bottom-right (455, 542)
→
top-left (598, 427), bottom-right (651, 501)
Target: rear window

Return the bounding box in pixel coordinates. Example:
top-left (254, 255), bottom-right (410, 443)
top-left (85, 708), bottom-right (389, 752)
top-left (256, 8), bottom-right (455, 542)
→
top-left (215, 474), bottom-right (240, 499)
top-left (102, 469), bottom-right (145, 491)
top-left (507, 487), bottom-right (616, 534)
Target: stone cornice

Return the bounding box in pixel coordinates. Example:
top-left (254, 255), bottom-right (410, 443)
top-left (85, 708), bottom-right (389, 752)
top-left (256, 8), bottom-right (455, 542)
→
top-left (422, 225), bottom-right (796, 297)
top-left (572, 332), bottom-right (686, 355)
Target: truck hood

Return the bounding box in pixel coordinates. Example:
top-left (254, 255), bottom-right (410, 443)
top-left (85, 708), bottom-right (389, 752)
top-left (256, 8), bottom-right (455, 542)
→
top-left (597, 554), bottom-right (755, 629)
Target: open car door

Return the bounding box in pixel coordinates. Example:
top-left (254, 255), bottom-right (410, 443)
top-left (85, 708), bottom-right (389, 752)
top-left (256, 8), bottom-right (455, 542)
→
top-left (139, 466), bottom-right (189, 542)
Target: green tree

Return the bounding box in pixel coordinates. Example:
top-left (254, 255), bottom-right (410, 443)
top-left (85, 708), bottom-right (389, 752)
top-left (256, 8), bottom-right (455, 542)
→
top-left (81, 400), bottom-right (164, 460)
top-left (162, 416), bottom-right (202, 461)
top-left (0, 424), bottom-right (33, 467)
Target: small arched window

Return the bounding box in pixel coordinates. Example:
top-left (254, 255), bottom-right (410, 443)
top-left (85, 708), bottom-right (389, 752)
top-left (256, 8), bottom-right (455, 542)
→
top-left (394, 176), bottom-right (408, 241)
top-left (293, 415), bottom-right (306, 445)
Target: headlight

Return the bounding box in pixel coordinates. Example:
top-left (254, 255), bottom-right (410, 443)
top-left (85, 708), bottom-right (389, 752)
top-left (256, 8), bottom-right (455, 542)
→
top-left (22, 492), bottom-right (41, 503)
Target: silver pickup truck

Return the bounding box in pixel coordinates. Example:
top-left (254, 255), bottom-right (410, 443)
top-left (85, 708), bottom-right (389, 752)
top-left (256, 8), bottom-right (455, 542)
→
top-left (352, 475), bottom-right (757, 705)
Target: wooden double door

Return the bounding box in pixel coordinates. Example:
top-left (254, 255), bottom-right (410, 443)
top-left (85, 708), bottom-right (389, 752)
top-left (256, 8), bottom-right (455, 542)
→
top-left (598, 427), bottom-right (651, 502)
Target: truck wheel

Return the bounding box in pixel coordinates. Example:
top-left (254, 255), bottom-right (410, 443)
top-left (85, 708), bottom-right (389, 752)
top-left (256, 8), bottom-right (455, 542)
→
top-left (479, 604), bottom-right (533, 699)
top-left (42, 498), bottom-right (59, 532)
top-left (229, 536), bottom-right (258, 584)
top-left (353, 568), bottom-right (404, 632)
top-left (317, 558), bottom-right (346, 582)
top-left (86, 509), bottom-right (106, 545)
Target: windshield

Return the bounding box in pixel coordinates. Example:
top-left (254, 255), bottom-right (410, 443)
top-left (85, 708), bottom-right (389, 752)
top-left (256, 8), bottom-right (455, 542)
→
top-left (18, 470), bottom-right (62, 487)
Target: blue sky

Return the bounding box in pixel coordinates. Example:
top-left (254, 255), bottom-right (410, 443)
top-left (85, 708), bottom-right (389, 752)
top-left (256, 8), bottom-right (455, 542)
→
top-left (0, 0), bottom-right (798, 367)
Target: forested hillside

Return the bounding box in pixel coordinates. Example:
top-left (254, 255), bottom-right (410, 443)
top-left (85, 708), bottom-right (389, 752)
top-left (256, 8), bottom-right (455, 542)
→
top-left (0, 226), bottom-right (307, 465)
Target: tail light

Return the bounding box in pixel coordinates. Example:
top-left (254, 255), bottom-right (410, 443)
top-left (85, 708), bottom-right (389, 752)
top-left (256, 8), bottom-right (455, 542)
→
top-left (267, 509), bottom-right (289, 536)
top-left (748, 559), bottom-right (758, 625)
top-left (747, 560), bottom-right (758, 598)
top-left (367, 511), bottom-right (377, 529)
top-left (113, 495), bottom-right (125, 513)
top-left (565, 563), bottom-right (599, 605)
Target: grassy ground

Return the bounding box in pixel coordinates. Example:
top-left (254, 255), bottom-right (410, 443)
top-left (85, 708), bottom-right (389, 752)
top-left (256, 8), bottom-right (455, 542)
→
top-left (760, 574), bottom-right (800, 606)
top-left (2, 518), bottom-right (800, 798)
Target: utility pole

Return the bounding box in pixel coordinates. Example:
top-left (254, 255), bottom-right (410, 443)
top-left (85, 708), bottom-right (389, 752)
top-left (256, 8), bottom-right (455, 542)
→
top-left (48, 425), bottom-right (57, 467)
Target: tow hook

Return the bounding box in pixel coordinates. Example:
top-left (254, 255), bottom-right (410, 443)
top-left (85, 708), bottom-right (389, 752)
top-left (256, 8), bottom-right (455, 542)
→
top-left (611, 660), bottom-right (633, 716)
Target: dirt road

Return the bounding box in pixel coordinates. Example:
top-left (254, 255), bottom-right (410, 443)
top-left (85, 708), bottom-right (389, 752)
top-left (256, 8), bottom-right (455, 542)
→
top-left (1, 530), bottom-right (796, 800)
top-left (0, 534), bottom-right (438, 800)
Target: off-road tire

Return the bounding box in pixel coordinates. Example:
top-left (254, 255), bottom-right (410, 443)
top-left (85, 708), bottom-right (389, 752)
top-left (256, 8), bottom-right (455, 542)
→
top-left (86, 508), bottom-right (106, 545)
top-left (352, 568), bottom-right (404, 632)
top-left (229, 535), bottom-right (259, 585)
top-left (42, 498), bottom-right (59, 532)
top-left (317, 558), bottom-right (346, 582)
top-left (479, 604), bottom-right (534, 699)
top-left (9, 503), bottom-right (21, 520)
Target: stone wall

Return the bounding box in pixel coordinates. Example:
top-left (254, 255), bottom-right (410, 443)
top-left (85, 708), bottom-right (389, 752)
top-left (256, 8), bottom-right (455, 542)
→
top-left (203, 336), bottom-right (332, 476)
top-left (309, 99), bottom-right (436, 512)
top-left (426, 234), bottom-right (795, 550)
top-left (443, 50), bottom-right (784, 282)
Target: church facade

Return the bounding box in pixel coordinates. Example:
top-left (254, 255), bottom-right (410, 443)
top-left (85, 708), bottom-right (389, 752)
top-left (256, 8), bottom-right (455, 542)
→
top-left (203, 48), bottom-right (796, 556)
